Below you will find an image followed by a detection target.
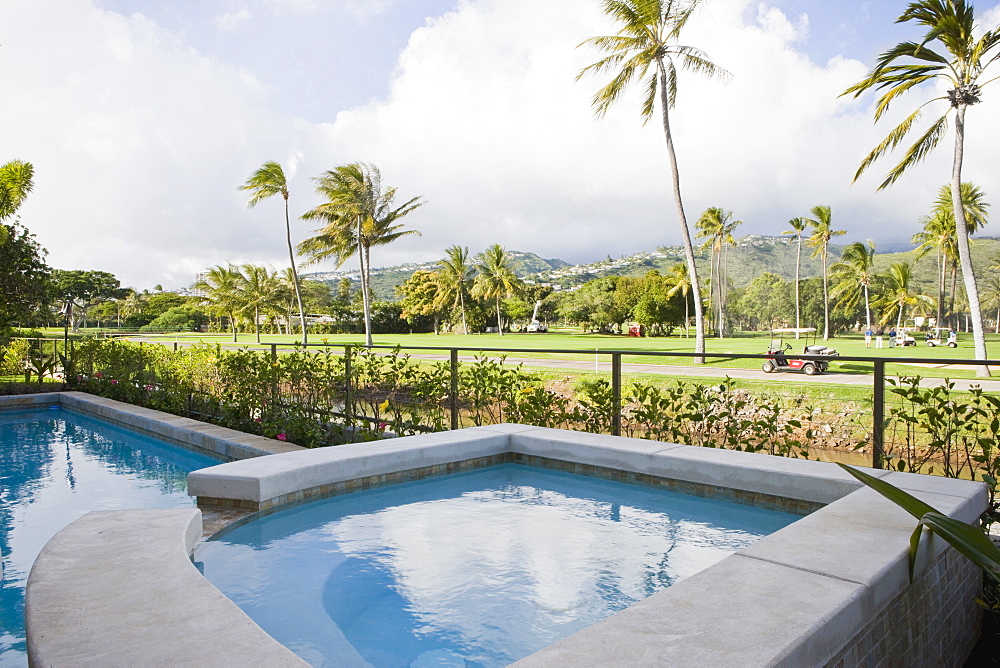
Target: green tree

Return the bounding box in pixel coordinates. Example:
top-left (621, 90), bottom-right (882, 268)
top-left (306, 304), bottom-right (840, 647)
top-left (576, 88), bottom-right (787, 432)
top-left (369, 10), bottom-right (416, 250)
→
top-left (234, 264), bottom-right (283, 343)
top-left (830, 240), bottom-right (877, 331)
top-left (843, 0), bottom-right (1000, 373)
top-left (664, 262), bottom-right (693, 336)
top-left (0, 160), bottom-right (34, 221)
top-left (397, 270), bottom-right (444, 334)
top-left (782, 217), bottom-right (809, 333)
top-left (805, 206), bottom-right (845, 340)
top-left (434, 245), bottom-right (474, 334)
top-left (577, 0), bottom-right (729, 360)
top-left (51, 270), bottom-right (125, 330)
top-left (0, 221), bottom-right (50, 333)
top-left (472, 244), bottom-right (525, 335)
top-left (241, 161), bottom-right (308, 344)
top-left (299, 163), bottom-right (423, 346)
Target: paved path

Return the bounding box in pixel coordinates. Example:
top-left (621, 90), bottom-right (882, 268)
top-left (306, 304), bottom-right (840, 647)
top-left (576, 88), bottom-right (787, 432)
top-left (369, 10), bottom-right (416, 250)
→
top-left (127, 337), bottom-right (1000, 392)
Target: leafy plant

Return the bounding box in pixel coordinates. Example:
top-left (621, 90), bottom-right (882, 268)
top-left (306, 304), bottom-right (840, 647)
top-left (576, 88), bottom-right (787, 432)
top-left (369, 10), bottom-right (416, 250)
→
top-left (839, 463), bottom-right (1000, 585)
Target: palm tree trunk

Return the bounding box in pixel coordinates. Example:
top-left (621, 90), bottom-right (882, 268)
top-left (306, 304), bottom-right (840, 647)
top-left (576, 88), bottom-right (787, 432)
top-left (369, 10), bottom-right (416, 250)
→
top-left (254, 306), bottom-right (261, 344)
top-left (795, 236), bottom-right (802, 337)
top-left (284, 197), bottom-right (308, 346)
top-left (863, 283), bottom-right (871, 330)
top-left (822, 241), bottom-right (831, 340)
top-left (658, 62), bottom-right (705, 362)
top-left (496, 298), bottom-right (503, 335)
top-left (936, 248), bottom-right (944, 327)
top-left (951, 106), bottom-right (989, 375)
top-left (459, 291), bottom-right (468, 335)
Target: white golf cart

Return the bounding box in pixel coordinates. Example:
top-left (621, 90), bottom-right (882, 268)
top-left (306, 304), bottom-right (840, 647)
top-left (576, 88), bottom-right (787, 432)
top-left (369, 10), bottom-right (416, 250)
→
top-left (925, 327), bottom-right (958, 348)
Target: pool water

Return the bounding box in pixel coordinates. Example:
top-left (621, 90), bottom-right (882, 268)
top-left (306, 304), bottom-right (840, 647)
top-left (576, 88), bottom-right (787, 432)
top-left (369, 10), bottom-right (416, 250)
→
top-left (196, 464), bottom-right (799, 667)
top-left (0, 406), bottom-right (223, 667)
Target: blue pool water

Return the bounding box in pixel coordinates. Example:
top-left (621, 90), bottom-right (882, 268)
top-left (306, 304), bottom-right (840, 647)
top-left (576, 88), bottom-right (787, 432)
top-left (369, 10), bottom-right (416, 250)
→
top-left (0, 406), bottom-right (224, 667)
top-left (196, 464), bottom-right (799, 667)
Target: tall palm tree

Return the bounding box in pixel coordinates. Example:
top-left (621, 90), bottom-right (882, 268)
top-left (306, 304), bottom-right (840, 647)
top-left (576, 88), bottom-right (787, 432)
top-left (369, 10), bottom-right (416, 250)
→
top-left (830, 240), bottom-right (877, 330)
top-left (782, 217), bottom-right (809, 333)
top-left (472, 244), bottom-right (525, 336)
top-left (0, 160), bottom-right (34, 221)
top-left (435, 245), bottom-right (474, 334)
top-left (665, 262), bottom-right (692, 336)
top-left (875, 262), bottom-right (934, 331)
top-left (299, 163), bottom-right (423, 346)
top-left (981, 273), bottom-right (1000, 334)
top-left (577, 0), bottom-right (729, 361)
top-left (241, 161), bottom-right (308, 345)
top-left (805, 206), bottom-right (846, 340)
top-left (195, 264), bottom-right (244, 342)
top-left (843, 0), bottom-right (1000, 373)
top-left (695, 207), bottom-right (739, 337)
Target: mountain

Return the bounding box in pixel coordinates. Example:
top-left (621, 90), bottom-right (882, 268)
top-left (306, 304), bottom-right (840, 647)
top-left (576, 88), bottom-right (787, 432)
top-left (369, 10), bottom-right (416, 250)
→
top-left (304, 235), bottom-right (1000, 302)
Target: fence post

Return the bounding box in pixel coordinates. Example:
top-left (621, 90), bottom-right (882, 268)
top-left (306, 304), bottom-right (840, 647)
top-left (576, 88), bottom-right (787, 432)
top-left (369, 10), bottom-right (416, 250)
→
top-left (872, 359), bottom-right (885, 469)
top-left (173, 341), bottom-right (178, 352)
top-left (343, 346), bottom-right (353, 430)
top-left (611, 352), bottom-right (621, 437)
top-left (450, 349), bottom-right (459, 430)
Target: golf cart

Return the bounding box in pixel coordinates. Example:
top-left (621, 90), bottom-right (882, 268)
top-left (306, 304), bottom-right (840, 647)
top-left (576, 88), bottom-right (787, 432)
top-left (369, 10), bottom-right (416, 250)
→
top-left (894, 328), bottom-right (916, 347)
top-left (762, 328), bottom-right (840, 376)
top-left (925, 327), bottom-right (957, 348)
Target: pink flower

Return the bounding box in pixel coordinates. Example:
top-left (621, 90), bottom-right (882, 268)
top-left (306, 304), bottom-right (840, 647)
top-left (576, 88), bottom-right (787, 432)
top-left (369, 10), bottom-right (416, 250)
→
top-left (277, 433), bottom-right (287, 441)
top-left (254, 417), bottom-right (262, 423)
top-left (110, 379), bottom-right (118, 385)
top-left (95, 372), bottom-right (103, 378)
top-left (77, 375), bottom-right (83, 381)
top-left (145, 385), bottom-right (154, 391)
top-left (377, 422), bottom-right (388, 432)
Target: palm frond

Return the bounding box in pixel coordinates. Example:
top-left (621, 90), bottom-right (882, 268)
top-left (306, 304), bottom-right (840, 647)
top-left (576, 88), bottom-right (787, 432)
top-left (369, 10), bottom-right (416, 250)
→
top-left (878, 112), bottom-right (949, 189)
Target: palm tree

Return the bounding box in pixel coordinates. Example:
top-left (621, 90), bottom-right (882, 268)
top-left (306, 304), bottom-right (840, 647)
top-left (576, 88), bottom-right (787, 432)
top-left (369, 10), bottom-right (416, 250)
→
top-left (805, 206), bottom-right (846, 340)
top-left (472, 244), bottom-right (525, 336)
top-left (981, 273), bottom-right (1000, 334)
top-left (665, 262), bottom-right (692, 336)
top-left (912, 182), bottom-right (990, 328)
top-left (782, 217), bottom-right (809, 333)
top-left (875, 262), bottom-right (934, 331)
top-left (195, 264), bottom-right (244, 341)
top-left (695, 207), bottom-right (739, 337)
top-left (299, 163), bottom-right (423, 346)
top-left (234, 264), bottom-right (283, 344)
top-left (577, 0), bottom-right (729, 361)
top-left (843, 0), bottom-right (1000, 373)
top-left (0, 160), bottom-right (34, 221)
top-left (830, 240), bottom-right (877, 331)
top-left (435, 245), bottom-right (474, 334)
top-left (241, 161), bottom-right (308, 345)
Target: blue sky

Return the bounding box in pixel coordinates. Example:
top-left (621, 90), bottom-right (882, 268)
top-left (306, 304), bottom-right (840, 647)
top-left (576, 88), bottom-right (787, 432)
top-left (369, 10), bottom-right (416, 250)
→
top-left (4, 0), bottom-right (1000, 289)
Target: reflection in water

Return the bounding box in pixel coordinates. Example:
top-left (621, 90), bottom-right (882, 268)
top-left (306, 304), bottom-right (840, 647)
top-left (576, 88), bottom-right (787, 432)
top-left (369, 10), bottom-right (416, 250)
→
top-left (197, 465), bottom-right (799, 667)
top-left (0, 407), bottom-right (222, 667)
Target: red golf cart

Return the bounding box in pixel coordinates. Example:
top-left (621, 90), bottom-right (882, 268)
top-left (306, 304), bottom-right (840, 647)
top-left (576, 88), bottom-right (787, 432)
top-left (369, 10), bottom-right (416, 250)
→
top-left (761, 328), bottom-right (839, 376)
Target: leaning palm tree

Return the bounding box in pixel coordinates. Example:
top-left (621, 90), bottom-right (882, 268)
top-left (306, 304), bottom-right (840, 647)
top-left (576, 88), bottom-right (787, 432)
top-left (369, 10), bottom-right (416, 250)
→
top-left (472, 244), bottom-right (525, 336)
top-left (0, 160), bottom-right (34, 221)
top-left (843, 0), bottom-right (1000, 373)
top-left (782, 217), bottom-right (809, 333)
top-left (830, 240), bottom-right (877, 331)
top-left (194, 264), bottom-right (244, 341)
top-left (241, 161), bottom-right (308, 345)
top-left (299, 163), bottom-right (423, 346)
top-left (577, 0), bottom-right (729, 361)
top-left (435, 245), bottom-right (474, 334)
top-left (805, 206), bottom-right (846, 340)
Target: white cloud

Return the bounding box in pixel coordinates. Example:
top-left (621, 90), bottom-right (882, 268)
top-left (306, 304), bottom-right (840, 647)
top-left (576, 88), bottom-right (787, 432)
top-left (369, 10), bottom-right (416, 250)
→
top-left (3, 0), bottom-right (999, 289)
top-left (214, 7), bottom-right (253, 31)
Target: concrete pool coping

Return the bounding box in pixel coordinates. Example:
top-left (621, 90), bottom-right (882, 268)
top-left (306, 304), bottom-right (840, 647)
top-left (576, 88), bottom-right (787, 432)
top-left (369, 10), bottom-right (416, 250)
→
top-left (21, 396), bottom-right (989, 665)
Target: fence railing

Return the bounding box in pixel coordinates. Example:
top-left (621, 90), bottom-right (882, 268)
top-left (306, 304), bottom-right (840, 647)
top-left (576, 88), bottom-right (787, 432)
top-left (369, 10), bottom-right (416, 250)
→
top-left (118, 338), bottom-right (999, 471)
top-left (9, 336), bottom-right (1000, 471)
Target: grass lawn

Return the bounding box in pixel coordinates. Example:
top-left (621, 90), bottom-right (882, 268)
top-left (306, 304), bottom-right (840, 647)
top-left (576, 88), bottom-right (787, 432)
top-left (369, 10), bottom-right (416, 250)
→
top-left (79, 327), bottom-right (996, 380)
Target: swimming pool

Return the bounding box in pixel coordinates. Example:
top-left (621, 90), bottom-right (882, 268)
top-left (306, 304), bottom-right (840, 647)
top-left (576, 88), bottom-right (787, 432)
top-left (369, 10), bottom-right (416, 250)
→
top-left (195, 463), bottom-right (798, 667)
top-left (0, 405), bottom-right (224, 667)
